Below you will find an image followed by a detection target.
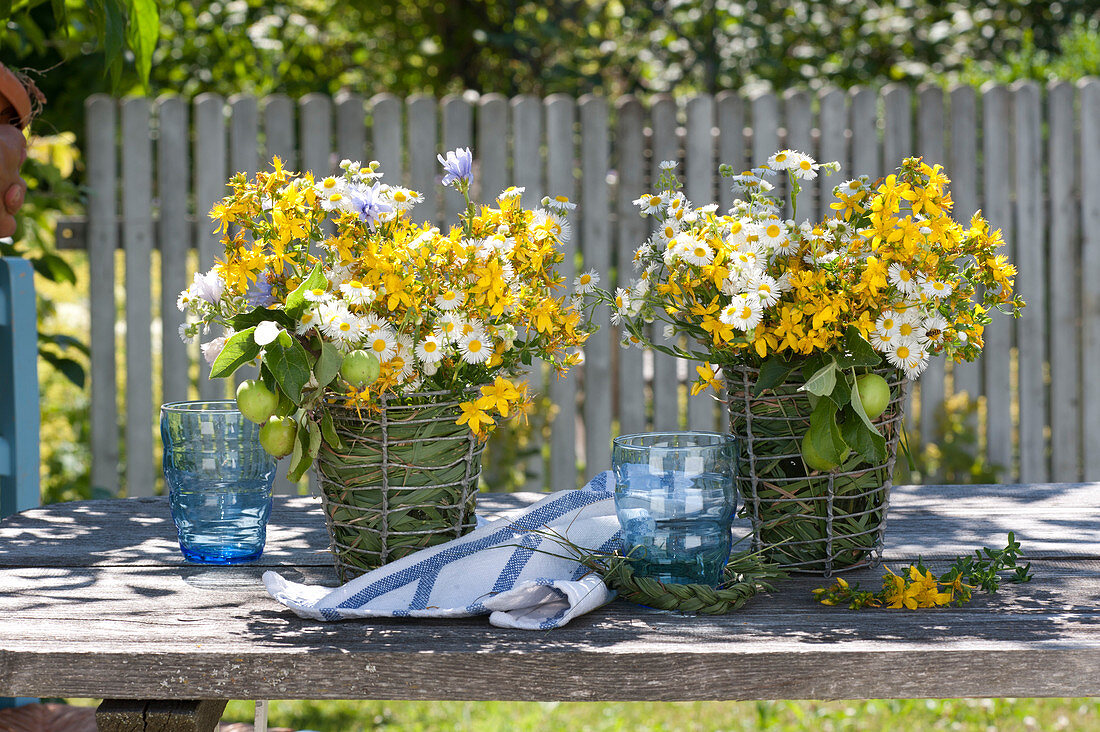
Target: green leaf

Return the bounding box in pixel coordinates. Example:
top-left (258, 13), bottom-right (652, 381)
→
top-left (125, 0), bottom-right (160, 89)
top-left (284, 263), bottom-right (327, 320)
top-left (286, 420), bottom-right (311, 483)
top-left (31, 251), bottom-right (76, 284)
top-left (807, 399), bottom-right (849, 468)
top-left (849, 370), bottom-right (883, 438)
top-left (209, 327), bottom-right (260, 379)
top-left (264, 335), bottom-right (312, 403)
top-left (315, 340), bottom-right (343, 389)
top-left (752, 355), bottom-right (799, 396)
top-left (320, 410), bottom-right (346, 451)
top-left (836, 326), bottom-right (882, 368)
top-left (102, 0), bottom-right (127, 89)
top-left (840, 408), bottom-right (886, 463)
top-left (306, 419), bottom-right (322, 460)
top-left (800, 359), bottom-right (837, 397)
top-left (229, 306), bottom-right (296, 331)
top-left (39, 351), bottom-right (85, 388)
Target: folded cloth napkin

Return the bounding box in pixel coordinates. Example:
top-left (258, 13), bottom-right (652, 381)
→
top-left (263, 471), bottom-right (621, 630)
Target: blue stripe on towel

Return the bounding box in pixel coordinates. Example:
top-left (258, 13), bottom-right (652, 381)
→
top-left (336, 489), bottom-right (612, 611)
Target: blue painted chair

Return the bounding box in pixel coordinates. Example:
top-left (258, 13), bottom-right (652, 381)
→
top-left (0, 256), bottom-right (40, 709)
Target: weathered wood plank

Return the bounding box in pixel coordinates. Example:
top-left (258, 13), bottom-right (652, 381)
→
top-left (1080, 79), bottom-right (1100, 480)
top-left (157, 96), bottom-right (191, 407)
top-left (750, 90), bottom-right (779, 185)
top-left (1047, 81), bottom-right (1081, 482)
top-left (1012, 80), bottom-right (1047, 483)
top-left (298, 93), bottom-right (332, 178)
top-left (715, 91), bottom-right (744, 215)
top-left (546, 95), bottom-right (577, 492)
top-left (227, 95), bottom-right (261, 390)
top-left (684, 94), bottom-right (716, 432)
top-left (370, 94), bottom-right (403, 184)
top-left (97, 699), bottom-right (227, 732)
top-left (650, 96), bottom-right (681, 432)
top-left (817, 88), bottom-right (848, 220)
top-left (510, 96), bottom-right (542, 210)
top-left (121, 98), bottom-right (155, 499)
top-left (193, 94), bottom-right (228, 401)
top-left (476, 94), bottom-right (508, 202)
top-left (849, 87), bottom-right (879, 181)
top-left (947, 85), bottom-right (982, 410)
top-left (86, 95), bottom-right (120, 499)
top-left (615, 96), bottom-right (647, 437)
top-left (782, 89), bottom-right (813, 219)
top-left (334, 93), bottom-right (366, 165)
top-left (441, 94), bottom-right (473, 229)
top-left (260, 94), bottom-right (294, 169)
top-left (405, 95), bottom-right (437, 225)
top-left (981, 84), bottom-right (1015, 478)
top-left (580, 96), bottom-right (613, 476)
top-left (915, 84), bottom-right (946, 450)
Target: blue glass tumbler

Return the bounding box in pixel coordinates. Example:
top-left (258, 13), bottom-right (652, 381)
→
top-left (612, 432), bottom-right (737, 586)
top-left (161, 400), bottom-right (278, 564)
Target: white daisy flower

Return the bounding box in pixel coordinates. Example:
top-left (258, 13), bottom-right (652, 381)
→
top-left (435, 287), bottom-right (465, 311)
top-left (895, 319), bottom-right (927, 345)
top-left (658, 160), bottom-right (678, 171)
top-left (459, 331), bottom-right (492, 364)
top-left (886, 343), bottom-right (929, 379)
top-left (682, 238), bottom-right (714, 267)
top-left (415, 335), bottom-right (445, 364)
top-left (435, 313), bottom-right (462, 344)
top-left (721, 295), bottom-right (763, 331)
top-left (748, 274), bottom-right (781, 307)
top-left (888, 263), bottom-right (921, 296)
top-left (295, 308), bottom-right (320, 335)
top-left (656, 218), bottom-right (680, 244)
top-left (499, 186), bottom-right (525, 201)
top-left (318, 301), bottom-right (352, 339)
top-left (767, 149), bottom-right (798, 170)
top-left (875, 310), bottom-right (901, 338)
top-left (542, 194), bottom-right (576, 213)
top-left (870, 329), bottom-right (895, 352)
top-left (366, 328), bottom-right (397, 362)
top-left (662, 324), bottom-right (676, 339)
top-left (388, 187), bottom-right (423, 211)
top-left (304, 286), bottom-right (331, 303)
top-left (339, 280), bottom-right (376, 306)
top-left (792, 155), bottom-right (819, 180)
top-left (574, 269), bottom-right (600, 294)
top-left (758, 220), bottom-right (789, 251)
top-left (388, 344), bottom-right (415, 380)
top-left (922, 314), bottom-right (949, 348)
top-left (633, 192), bottom-right (667, 216)
top-left (922, 278), bottom-right (953, 300)
top-left (330, 312), bottom-right (364, 345)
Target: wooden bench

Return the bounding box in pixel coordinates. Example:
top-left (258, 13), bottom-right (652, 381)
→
top-left (1, 483), bottom-right (1098, 731)
top-left (51, 82), bottom-right (1100, 501)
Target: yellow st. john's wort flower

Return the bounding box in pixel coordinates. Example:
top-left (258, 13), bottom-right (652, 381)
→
top-left (457, 401), bottom-right (495, 437)
top-left (691, 363), bottom-right (723, 396)
top-left (477, 377), bottom-right (523, 418)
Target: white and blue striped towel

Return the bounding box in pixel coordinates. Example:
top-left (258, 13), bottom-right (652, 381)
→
top-left (263, 471), bottom-right (621, 630)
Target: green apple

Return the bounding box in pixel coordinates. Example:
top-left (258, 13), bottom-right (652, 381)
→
top-left (856, 373), bottom-right (891, 419)
top-left (235, 379), bottom-right (279, 424)
top-left (341, 349), bottom-right (381, 386)
top-left (801, 432), bottom-right (848, 473)
top-left (259, 416), bottom-right (298, 458)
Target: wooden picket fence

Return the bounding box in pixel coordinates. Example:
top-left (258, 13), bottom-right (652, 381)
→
top-left (55, 81), bottom-right (1100, 498)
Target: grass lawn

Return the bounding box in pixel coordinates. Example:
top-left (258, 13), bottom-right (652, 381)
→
top-left (213, 698), bottom-right (1100, 731)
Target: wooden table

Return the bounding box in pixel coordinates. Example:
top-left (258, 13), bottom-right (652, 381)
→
top-left (1, 484), bottom-right (1098, 729)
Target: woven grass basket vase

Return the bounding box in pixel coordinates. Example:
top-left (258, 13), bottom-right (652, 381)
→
top-left (314, 388), bottom-right (485, 582)
top-left (725, 364), bottom-right (909, 576)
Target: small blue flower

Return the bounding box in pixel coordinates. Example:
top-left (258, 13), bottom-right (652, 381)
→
top-left (347, 182), bottom-right (394, 229)
top-left (245, 276), bottom-right (276, 307)
top-left (438, 147), bottom-right (473, 187)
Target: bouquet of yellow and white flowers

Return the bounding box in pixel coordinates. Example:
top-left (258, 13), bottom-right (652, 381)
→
top-left (601, 152), bottom-right (1024, 472)
top-left (179, 148), bottom-right (595, 483)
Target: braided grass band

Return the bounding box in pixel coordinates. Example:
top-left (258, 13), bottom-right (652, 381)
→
top-left (725, 364), bottom-right (908, 576)
top-left (581, 550), bottom-right (787, 615)
top-left (315, 388), bottom-right (485, 582)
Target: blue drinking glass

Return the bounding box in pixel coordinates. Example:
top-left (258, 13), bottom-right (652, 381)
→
top-left (612, 432), bottom-right (737, 587)
top-left (161, 400), bottom-right (278, 564)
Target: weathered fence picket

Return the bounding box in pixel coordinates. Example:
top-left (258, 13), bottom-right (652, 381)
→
top-left (62, 86), bottom-right (1095, 496)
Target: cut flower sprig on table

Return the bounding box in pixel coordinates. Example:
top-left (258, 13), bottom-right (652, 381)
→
top-left (593, 151), bottom-right (1025, 471)
top-left (178, 148), bottom-right (596, 481)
